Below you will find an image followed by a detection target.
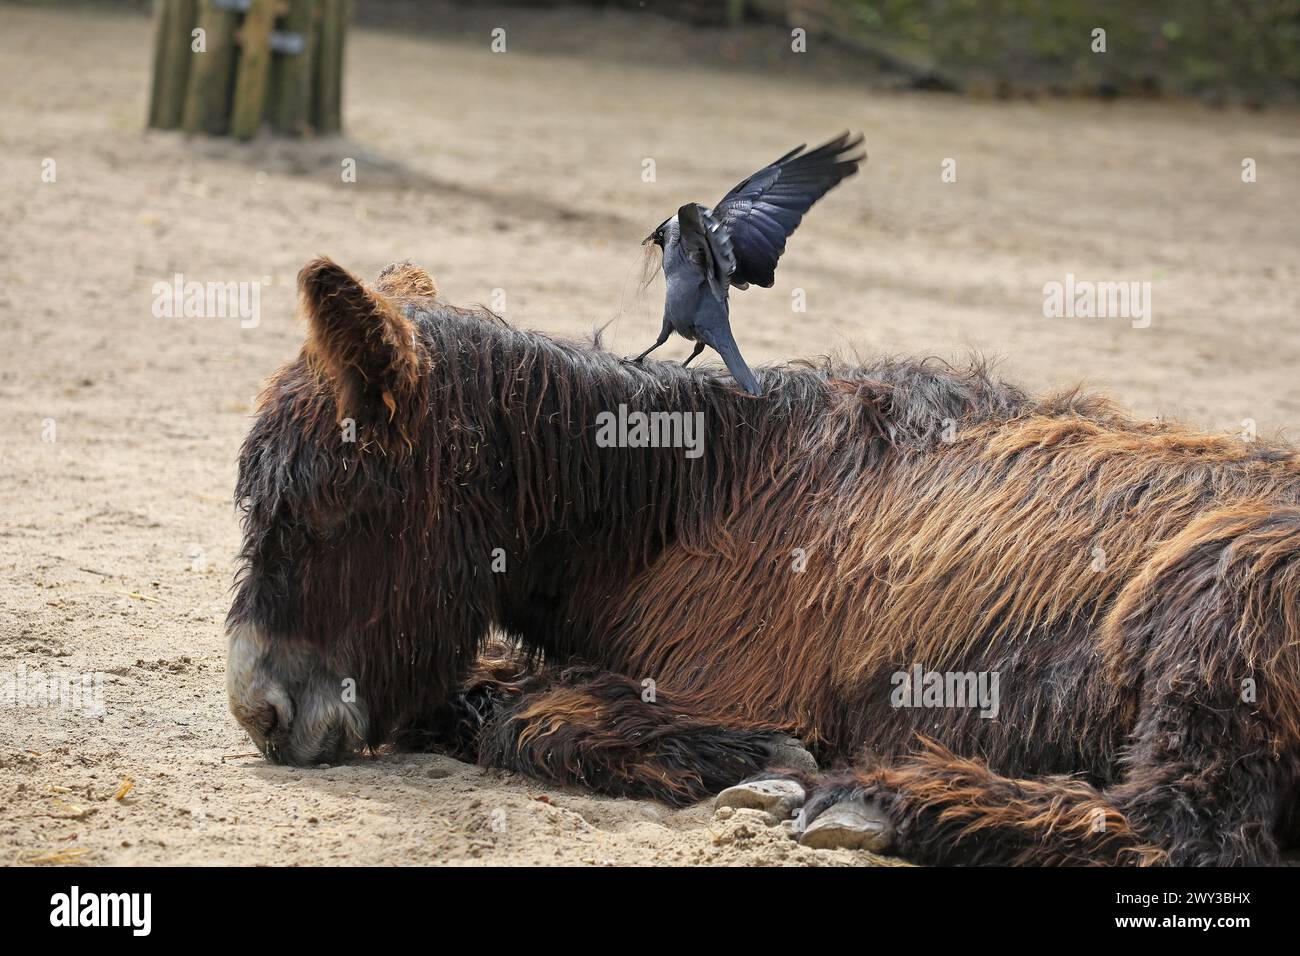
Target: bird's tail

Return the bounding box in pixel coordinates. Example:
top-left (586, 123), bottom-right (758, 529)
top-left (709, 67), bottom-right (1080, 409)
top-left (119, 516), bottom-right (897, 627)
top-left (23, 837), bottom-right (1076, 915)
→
top-left (700, 323), bottom-right (762, 397)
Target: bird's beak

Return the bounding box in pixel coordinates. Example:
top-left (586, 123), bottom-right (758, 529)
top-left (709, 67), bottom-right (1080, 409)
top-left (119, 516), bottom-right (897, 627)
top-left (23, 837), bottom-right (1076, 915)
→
top-left (641, 234), bottom-right (653, 246)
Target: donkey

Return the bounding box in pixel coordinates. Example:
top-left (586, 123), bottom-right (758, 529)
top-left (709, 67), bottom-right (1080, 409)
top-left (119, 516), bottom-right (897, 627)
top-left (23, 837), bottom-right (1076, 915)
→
top-left (228, 257), bottom-right (1300, 865)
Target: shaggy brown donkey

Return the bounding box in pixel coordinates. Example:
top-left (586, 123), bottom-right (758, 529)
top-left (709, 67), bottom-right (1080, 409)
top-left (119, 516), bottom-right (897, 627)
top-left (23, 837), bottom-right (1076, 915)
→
top-left (228, 257), bottom-right (1300, 866)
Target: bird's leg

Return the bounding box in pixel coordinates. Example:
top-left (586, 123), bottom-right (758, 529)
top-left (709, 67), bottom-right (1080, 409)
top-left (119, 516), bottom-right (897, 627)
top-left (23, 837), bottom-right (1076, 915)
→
top-left (625, 321), bottom-right (672, 364)
top-left (681, 342), bottom-right (706, 367)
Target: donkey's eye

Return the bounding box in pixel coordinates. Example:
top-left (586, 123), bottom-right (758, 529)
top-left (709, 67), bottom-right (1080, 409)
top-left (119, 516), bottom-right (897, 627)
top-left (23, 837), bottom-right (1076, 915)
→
top-left (306, 505), bottom-right (346, 541)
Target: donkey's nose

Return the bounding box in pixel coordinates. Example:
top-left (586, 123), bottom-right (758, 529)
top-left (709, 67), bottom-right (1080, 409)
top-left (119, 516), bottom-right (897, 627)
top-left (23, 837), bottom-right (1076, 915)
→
top-left (226, 623), bottom-right (367, 766)
top-left (230, 679), bottom-right (294, 753)
top-left (226, 623), bottom-right (296, 758)
top-left (254, 683), bottom-right (295, 741)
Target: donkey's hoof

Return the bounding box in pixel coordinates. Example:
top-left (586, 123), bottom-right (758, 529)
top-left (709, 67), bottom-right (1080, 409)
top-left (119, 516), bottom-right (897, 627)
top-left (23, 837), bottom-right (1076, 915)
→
top-left (798, 796), bottom-right (895, 853)
top-left (715, 779), bottom-right (806, 822)
top-left (765, 735), bottom-right (818, 774)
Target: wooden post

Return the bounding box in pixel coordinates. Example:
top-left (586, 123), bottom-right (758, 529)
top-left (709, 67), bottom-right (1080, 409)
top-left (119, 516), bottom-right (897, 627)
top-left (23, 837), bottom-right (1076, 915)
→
top-left (311, 0), bottom-right (346, 135)
top-left (229, 0), bottom-right (277, 139)
top-left (270, 0), bottom-right (315, 134)
top-left (183, 0), bottom-right (241, 134)
top-left (152, 0), bottom-right (344, 138)
top-left (148, 0), bottom-right (198, 129)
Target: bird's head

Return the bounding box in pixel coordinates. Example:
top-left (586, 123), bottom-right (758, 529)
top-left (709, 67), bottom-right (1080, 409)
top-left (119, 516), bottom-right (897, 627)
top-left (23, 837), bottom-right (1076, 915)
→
top-left (642, 218), bottom-right (670, 248)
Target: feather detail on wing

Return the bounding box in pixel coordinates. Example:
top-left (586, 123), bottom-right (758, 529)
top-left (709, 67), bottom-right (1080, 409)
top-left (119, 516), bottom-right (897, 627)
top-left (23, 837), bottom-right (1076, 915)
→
top-left (712, 131), bottom-right (865, 288)
top-left (676, 202), bottom-right (735, 303)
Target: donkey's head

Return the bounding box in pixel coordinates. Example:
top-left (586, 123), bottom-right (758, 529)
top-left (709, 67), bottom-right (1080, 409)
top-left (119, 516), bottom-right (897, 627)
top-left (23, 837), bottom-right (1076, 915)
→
top-left (226, 255), bottom-right (789, 765)
top-left (226, 258), bottom-right (509, 765)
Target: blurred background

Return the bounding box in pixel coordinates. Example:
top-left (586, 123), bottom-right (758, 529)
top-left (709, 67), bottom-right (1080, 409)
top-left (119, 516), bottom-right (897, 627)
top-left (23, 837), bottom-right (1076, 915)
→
top-left (365, 0), bottom-right (1300, 105)
top-left (2, 0), bottom-right (1299, 865)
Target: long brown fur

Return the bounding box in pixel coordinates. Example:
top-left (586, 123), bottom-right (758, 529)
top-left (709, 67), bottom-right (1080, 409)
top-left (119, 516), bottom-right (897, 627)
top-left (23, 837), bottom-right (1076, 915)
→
top-left (229, 258), bottom-right (1300, 865)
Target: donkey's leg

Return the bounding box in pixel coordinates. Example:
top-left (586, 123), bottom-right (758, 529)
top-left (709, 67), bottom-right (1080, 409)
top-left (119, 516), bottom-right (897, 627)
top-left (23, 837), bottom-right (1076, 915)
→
top-left (1106, 702), bottom-right (1294, 866)
top-left (764, 709), bottom-right (1292, 866)
top-left (1096, 505), bottom-right (1300, 865)
top-left (396, 641), bottom-right (532, 761)
top-left (475, 666), bottom-right (814, 806)
top-left (752, 741), bottom-right (1163, 865)
top-left (771, 735), bottom-right (1288, 865)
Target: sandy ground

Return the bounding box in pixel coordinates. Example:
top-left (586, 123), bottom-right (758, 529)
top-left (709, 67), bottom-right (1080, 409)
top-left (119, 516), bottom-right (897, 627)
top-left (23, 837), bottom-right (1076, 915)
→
top-left (2, 4), bottom-right (1299, 867)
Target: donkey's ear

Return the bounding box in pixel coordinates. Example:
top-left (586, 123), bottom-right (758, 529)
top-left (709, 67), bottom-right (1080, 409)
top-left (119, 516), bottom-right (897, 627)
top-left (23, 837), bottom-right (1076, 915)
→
top-left (299, 257), bottom-right (421, 423)
top-left (374, 260), bottom-right (438, 299)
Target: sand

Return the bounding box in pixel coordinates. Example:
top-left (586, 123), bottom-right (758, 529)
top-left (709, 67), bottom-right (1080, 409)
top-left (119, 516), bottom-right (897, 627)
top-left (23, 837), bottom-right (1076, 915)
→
top-left (2, 4), bottom-right (1298, 866)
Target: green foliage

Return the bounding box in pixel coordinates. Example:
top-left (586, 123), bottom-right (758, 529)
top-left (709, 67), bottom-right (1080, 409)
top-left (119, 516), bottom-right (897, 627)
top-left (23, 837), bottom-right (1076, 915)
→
top-left (839, 0), bottom-right (1300, 99)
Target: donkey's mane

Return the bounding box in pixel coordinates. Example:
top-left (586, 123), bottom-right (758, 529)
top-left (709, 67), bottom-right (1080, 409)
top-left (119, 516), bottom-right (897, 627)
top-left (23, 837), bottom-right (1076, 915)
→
top-left (391, 299), bottom-right (1300, 556)
top-left (413, 297), bottom-right (1055, 442)
top-left (398, 301), bottom-right (1058, 558)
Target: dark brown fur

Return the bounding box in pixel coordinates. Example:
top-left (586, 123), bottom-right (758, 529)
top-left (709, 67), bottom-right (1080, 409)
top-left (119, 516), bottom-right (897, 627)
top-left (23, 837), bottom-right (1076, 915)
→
top-left (228, 258), bottom-right (1300, 865)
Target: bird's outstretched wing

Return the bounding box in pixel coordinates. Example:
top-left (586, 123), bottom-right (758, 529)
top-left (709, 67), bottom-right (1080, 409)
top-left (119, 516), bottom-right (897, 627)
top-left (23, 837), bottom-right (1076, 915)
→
top-left (676, 202), bottom-right (735, 303)
top-left (711, 132), bottom-right (865, 289)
